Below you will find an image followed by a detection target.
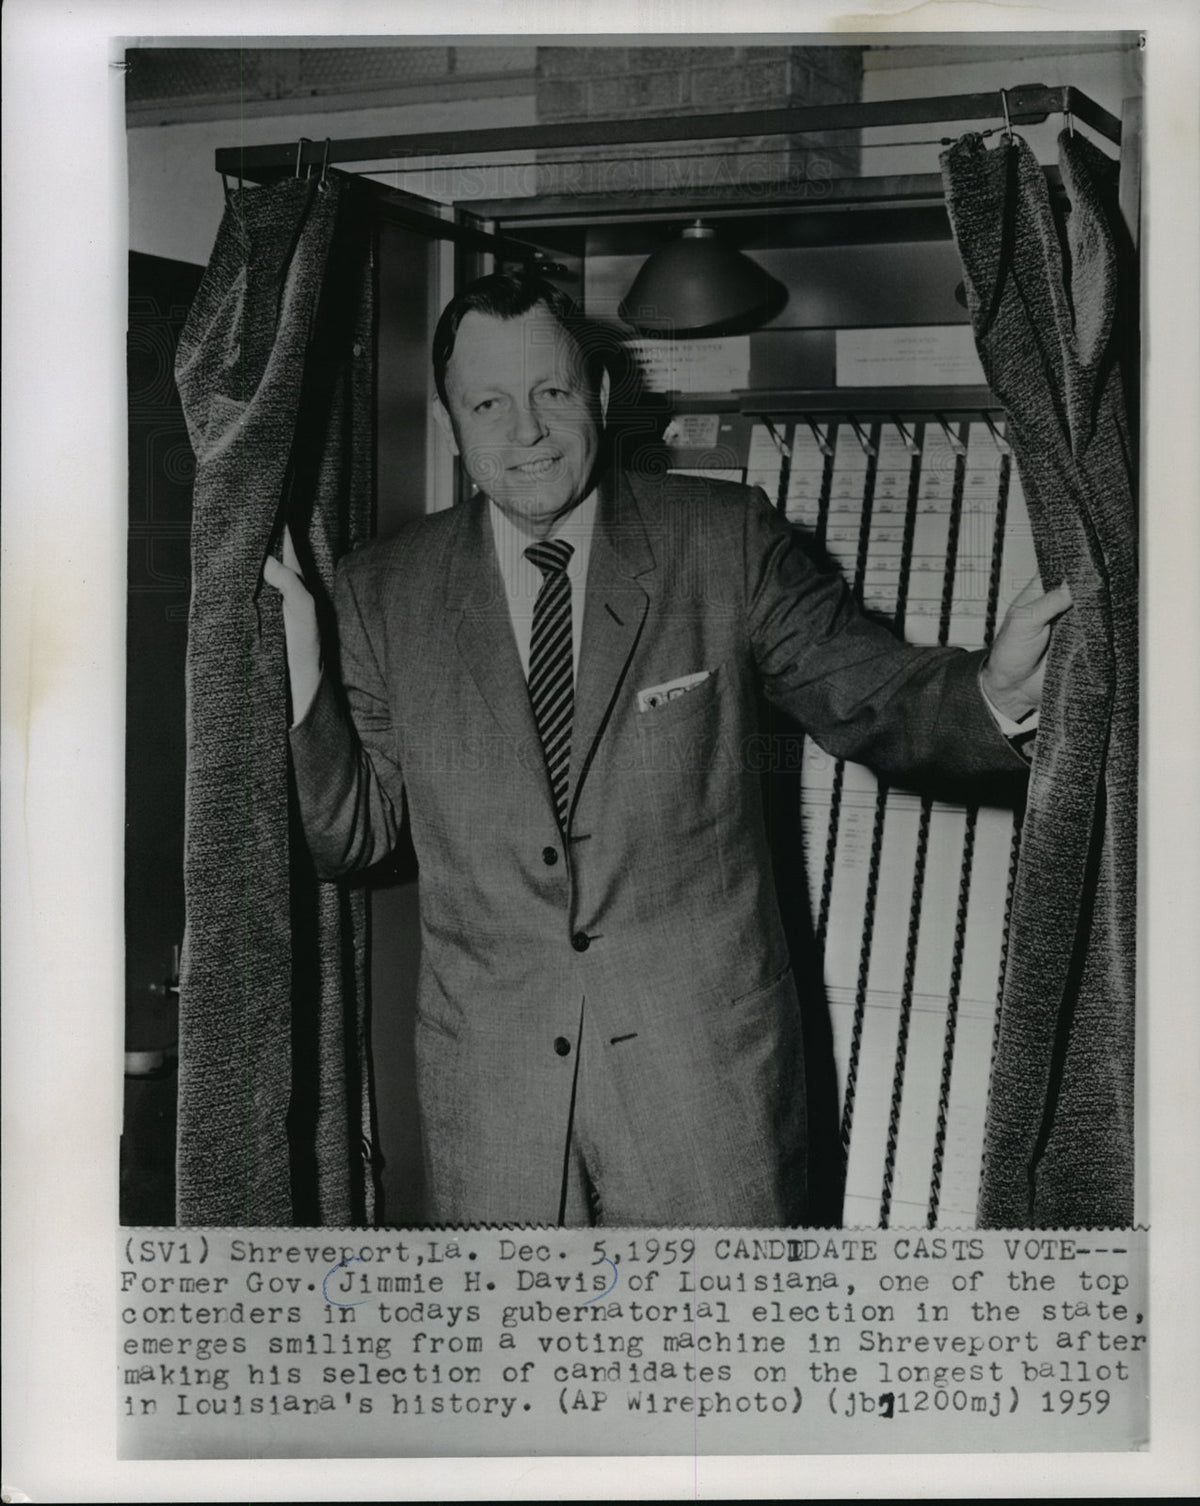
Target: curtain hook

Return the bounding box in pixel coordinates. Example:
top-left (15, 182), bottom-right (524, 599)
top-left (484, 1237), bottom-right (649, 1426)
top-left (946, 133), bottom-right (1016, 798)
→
top-left (1065, 107), bottom-right (1075, 138)
top-left (1000, 88), bottom-right (1013, 144)
top-left (221, 170), bottom-right (247, 207)
top-left (319, 137), bottom-right (332, 190)
top-left (294, 137), bottom-right (310, 178)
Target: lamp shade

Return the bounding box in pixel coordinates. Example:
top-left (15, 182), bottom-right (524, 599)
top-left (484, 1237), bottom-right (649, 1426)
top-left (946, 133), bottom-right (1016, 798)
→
top-left (619, 221), bottom-right (781, 336)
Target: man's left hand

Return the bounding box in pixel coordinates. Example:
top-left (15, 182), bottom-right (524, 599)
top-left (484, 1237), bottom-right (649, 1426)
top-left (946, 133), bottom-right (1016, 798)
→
top-left (981, 576), bottom-right (1074, 722)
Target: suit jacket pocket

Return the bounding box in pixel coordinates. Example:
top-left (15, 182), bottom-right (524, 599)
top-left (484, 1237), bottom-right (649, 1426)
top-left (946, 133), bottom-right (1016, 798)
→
top-left (415, 959), bottom-right (463, 1041)
top-left (415, 1008), bottom-right (461, 1042)
top-left (731, 959), bottom-right (793, 1008)
top-left (708, 960), bottom-right (798, 1062)
top-left (634, 663), bottom-right (722, 733)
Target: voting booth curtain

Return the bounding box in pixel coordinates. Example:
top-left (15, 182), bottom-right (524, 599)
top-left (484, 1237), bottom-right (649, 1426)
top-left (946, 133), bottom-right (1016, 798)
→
top-left (942, 131), bottom-right (1139, 1228)
top-left (174, 176), bottom-right (377, 1226)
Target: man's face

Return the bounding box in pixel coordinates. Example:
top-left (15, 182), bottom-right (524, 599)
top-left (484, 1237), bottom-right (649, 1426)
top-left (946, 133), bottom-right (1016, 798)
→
top-left (438, 306), bottom-right (604, 536)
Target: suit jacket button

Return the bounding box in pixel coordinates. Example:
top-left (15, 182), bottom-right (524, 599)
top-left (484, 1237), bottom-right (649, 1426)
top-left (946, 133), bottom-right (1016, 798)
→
top-left (542, 846), bottom-right (558, 866)
top-left (571, 931), bottom-right (590, 952)
top-left (554, 1037), bottom-right (571, 1056)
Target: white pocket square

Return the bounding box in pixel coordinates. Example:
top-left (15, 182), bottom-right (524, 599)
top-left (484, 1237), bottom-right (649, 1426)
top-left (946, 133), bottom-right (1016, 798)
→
top-left (636, 671), bottom-right (711, 713)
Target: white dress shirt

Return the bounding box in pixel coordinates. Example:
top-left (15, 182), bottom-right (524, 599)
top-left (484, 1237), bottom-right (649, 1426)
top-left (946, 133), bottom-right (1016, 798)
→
top-left (487, 490), bottom-right (598, 684)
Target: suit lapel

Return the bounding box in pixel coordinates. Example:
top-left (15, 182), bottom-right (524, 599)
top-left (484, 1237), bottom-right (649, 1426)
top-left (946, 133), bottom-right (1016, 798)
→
top-left (445, 478), bottom-right (657, 831)
top-left (446, 498), bottom-right (556, 814)
top-left (568, 473), bottom-right (655, 826)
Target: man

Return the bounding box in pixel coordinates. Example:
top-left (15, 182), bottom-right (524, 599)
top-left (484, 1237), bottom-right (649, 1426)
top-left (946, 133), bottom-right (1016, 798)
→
top-left (264, 273), bottom-right (1068, 1229)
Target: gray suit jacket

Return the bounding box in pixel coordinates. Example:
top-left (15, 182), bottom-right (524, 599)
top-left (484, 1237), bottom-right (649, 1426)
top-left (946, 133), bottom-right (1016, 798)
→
top-left (290, 470), bottom-right (1025, 1226)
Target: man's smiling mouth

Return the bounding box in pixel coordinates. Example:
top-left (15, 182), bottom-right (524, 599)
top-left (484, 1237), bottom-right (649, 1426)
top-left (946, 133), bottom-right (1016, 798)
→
top-left (511, 455), bottom-right (561, 476)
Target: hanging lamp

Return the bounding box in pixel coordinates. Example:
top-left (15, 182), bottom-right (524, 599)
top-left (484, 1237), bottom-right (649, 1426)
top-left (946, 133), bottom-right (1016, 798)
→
top-left (619, 220), bottom-right (784, 337)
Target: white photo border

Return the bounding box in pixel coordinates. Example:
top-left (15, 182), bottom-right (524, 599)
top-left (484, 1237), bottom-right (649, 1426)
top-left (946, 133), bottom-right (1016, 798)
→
top-left (3, 1), bottom-right (1197, 1498)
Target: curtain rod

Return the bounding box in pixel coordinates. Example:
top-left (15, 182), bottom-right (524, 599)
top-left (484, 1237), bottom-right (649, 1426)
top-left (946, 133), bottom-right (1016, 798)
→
top-left (214, 82), bottom-right (1121, 182)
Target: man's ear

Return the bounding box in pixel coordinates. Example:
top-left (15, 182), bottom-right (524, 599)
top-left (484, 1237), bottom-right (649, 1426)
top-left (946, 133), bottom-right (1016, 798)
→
top-left (432, 396), bottom-right (460, 456)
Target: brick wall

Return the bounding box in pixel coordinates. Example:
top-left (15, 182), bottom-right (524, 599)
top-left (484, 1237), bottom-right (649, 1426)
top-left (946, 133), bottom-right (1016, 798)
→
top-left (534, 45), bottom-right (862, 198)
top-left (126, 45), bottom-right (538, 123)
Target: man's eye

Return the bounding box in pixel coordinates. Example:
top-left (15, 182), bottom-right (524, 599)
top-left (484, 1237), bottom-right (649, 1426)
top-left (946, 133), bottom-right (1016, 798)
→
top-left (474, 399), bottom-right (497, 413)
top-left (541, 387), bottom-right (570, 400)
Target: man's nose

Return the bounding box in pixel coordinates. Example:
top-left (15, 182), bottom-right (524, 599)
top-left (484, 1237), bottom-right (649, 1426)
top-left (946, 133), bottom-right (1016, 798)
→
top-left (508, 402), bottom-right (547, 447)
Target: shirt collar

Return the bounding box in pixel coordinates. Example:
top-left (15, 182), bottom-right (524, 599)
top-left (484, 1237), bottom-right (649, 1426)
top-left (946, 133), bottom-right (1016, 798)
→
top-left (488, 489), bottom-right (597, 587)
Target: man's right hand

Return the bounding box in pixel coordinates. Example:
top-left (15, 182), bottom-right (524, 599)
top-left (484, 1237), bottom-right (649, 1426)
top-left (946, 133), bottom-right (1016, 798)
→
top-left (262, 526), bottom-right (322, 725)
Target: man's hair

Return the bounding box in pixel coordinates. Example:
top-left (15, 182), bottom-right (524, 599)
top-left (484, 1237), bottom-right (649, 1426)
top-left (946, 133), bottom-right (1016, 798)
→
top-left (431, 271), bottom-right (602, 406)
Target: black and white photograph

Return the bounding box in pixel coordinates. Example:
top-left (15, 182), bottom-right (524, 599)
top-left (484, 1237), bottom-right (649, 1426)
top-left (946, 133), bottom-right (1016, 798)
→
top-left (121, 35), bottom-right (1138, 1236)
top-left (4, 0), bottom-right (1199, 1496)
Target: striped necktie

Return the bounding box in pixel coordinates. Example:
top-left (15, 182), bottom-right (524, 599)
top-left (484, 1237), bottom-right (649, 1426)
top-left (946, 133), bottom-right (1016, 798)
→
top-left (524, 538), bottom-right (575, 831)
